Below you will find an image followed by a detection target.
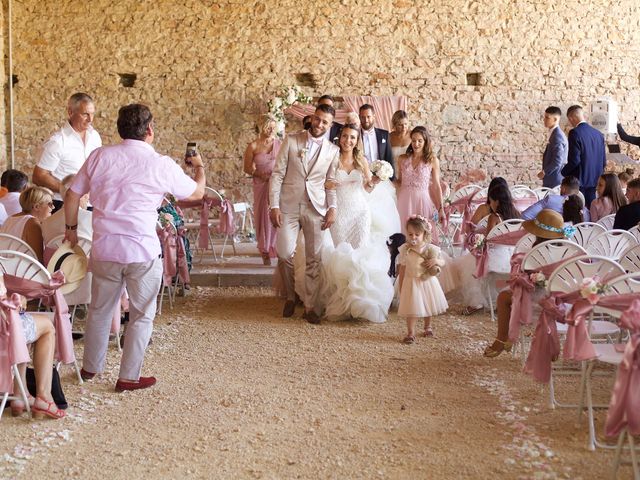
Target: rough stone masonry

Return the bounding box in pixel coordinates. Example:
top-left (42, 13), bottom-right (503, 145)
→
top-left (1, 0), bottom-right (640, 202)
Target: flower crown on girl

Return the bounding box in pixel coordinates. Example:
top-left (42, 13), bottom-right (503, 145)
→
top-left (407, 214), bottom-right (432, 243)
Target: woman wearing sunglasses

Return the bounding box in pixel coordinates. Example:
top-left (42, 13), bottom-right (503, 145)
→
top-left (0, 186), bottom-right (54, 263)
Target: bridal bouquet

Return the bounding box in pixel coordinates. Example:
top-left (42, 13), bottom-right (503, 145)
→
top-left (579, 276), bottom-right (609, 305)
top-left (370, 160), bottom-right (393, 182)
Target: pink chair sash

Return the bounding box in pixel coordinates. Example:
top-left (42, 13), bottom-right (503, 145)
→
top-left (474, 229), bottom-right (526, 278)
top-left (199, 197), bottom-right (214, 249)
top-left (158, 225), bottom-right (190, 286)
top-left (175, 227), bottom-right (190, 284)
top-left (507, 253), bottom-right (582, 342)
top-left (443, 191), bottom-right (484, 244)
top-left (217, 198), bottom-right (235, 236)
top-left (3, 272), bottom-right (75, 365)
top-left (605, 299), bottom-right (640, 437)
top-left (0, 294), bottom-right (31, 394)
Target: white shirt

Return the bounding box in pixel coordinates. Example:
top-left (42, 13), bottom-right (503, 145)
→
top-left (0, 203), bottom-right (7, 227)
top-left (362, 128), bottom-right (378, 164)
top-left (306, 131), bottom-right (322, 160)
top-left (37, 122), bottom-right (102, 201)
top-left (0, 192), bottom-right (21, 216)
top-left (41, 208), bottom-right (93, 246)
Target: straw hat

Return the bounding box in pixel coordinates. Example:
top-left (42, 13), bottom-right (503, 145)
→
top-left (47, 242), bottom-right (88, 295)
top-left (522, 209), bottom-right (570, 240)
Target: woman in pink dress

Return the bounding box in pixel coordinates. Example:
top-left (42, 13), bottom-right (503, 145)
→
top-left (243, 115), bottom-right (281, 265)
top-left (396, 126), bottom-right (444, 236)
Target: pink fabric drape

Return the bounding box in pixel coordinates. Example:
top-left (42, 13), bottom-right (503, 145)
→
top-left (158, 225), bottom-right (190, 286)
top-left (285, 96), bottom-right (408, 131)
top-left (218, 199), bottom-right (235, 235)
top-left (198, 197), bottom-right (214, 249)
top-left (474, 230), bottom-right (527, 278)
top-left (3, 272), bottom-right (75, 365)
top-left (605, 299), bottom-right (640, 437)
top-left (524, 290), bottom-right (598, 383)
top-left (192, 196), bottom-right (235, 249)
top-left (0, 294), bottom-right (31, 394)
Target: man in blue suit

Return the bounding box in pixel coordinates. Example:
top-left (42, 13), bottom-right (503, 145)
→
top-left (561, 105), bottom-right (607, 207)
top-left (537, 106), bottom-right (567, 188)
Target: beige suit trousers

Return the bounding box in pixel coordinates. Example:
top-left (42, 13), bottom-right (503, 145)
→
top-left (276, 200), bottom-right (324, 314)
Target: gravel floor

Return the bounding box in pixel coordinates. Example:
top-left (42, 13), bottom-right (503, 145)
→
top-left (0, 287), bottom-right (627, 479)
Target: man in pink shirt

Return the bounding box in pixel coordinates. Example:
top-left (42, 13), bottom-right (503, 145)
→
top-left (64, 104), bottom-right (205, 392)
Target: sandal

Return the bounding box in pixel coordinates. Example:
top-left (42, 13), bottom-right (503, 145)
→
top-left (483, 339), bottom-right (513, 358)
top-left (462, 305), bottom-right (483, 316)
top-left (32, 397), bottom-right (65, 420)
top-left (423, 327), bottom-right (434, 337)
top-left (402, 335), bottom-right (416, 344)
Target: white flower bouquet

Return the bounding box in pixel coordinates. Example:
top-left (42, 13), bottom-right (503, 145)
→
top-left (370, 160), bottom-right (393, 182)
top-left (471, 233), bottom-right (485, 251)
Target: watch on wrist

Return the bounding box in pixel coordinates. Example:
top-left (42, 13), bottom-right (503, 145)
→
top-left (65, 224), bottom-right (78, 231)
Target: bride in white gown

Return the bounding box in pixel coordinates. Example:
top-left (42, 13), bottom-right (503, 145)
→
top-left (320, 124), bottom-right (395, 323)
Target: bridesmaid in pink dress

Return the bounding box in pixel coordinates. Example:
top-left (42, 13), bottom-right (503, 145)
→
top-left (243, 115), bottom-right (281, 265)
top-left (396, 126), bottom-right (444, 237)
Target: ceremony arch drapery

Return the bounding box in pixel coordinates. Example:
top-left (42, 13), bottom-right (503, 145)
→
top-left (285, 96), bottom-right (407, 131)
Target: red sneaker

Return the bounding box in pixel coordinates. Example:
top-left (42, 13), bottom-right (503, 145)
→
top-left (115, 376), bottom-right (157, 392)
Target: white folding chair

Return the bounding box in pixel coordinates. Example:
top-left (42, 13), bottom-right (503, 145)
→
top-left (446, 184), bottom-right (483, 245)
top-left (514, 233), bottom-right (536, 254)
top-left (522, 240), bottom-right (587, 272)
top-left (597, 214), bottom-right (616, 231)
top-left (545, 255), bottom-right (624, 409)
top-left (628, 225), bottom-right (640, 243)
top-left (511, 186), bottom-right (539, 210)
top-left (571, 222), bottom-right (607, 248)
top-left (620, 244), bottom-right (640, 273)
top-left (582, 272), bottom-right (640, 451)
top-left (533, 187), bottom-right (553, 200)
top-left (483, 219), bottom-right (524, 321)
top-left (586, 230), bottom-right (637, 260)
top-left (0, 250), bottom-right (83, 384)
top-left (0, 233), bottom-right (38, 259)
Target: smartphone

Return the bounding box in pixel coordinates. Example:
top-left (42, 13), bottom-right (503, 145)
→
top-left (185, 142), bottom-right (197, 164)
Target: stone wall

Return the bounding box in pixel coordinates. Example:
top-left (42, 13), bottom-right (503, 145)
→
top-left (3, 0), bottom-right (640, 201)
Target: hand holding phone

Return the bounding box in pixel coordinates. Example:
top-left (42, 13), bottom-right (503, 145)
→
top-left (185, 142), bottom-right (197, 165)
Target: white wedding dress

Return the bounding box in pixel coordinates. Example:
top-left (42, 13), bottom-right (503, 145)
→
top-left (320, 168), bottom-right (395, 323)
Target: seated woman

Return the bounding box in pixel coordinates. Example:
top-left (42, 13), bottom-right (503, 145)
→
top-left (590, 172), bottom-right (627, 222)
top-left (483, 209), bottom-right (574, 357)
top-left (456, 182), bottom-right (521, 315)
top-left (469, 177), bottom-right (508, 226)
top-left (0, 186), bottom-right (54, 263)
top-left (1, 278), bottom-right (65, 419)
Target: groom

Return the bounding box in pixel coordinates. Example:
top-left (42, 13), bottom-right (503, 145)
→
top-left (269, 103), bottom-right (340, 324)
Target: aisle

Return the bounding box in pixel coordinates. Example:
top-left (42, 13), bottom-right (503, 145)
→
top-left (0, 287), bottom-right (614, 479)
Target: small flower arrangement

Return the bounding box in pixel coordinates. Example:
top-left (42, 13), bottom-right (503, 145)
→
top-left (370, 160), bottom-right (393, 182)
top-left (579, 276), bottom-right (609, 305)
top-left (470, 233), bottom-right (485, 251)
top-left (299, 147), bottom-right (309, 160)
top-left (529, 272), bottom-right (548, 288)
top-left (268, 85), bottom-right (313, 136)
top-left (158, 212), bottom-right (174, 228)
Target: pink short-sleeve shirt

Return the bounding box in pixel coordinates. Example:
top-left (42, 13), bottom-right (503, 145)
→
top-left (70, 139), bottom-right (197, 263)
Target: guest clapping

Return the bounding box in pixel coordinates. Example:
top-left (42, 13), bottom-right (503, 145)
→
top-left (243, 115), bottom-right (280, 265)
top-left (0, 186), bottom-right (54, 263)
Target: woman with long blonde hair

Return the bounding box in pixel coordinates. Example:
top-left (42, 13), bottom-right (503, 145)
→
top-left (243, 114), bottom-right (281, 265)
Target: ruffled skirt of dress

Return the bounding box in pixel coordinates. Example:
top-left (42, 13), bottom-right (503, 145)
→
top-left (320, 238), bottom-right (394, 323)
top-left (397, 276), bottom-right (448, 318)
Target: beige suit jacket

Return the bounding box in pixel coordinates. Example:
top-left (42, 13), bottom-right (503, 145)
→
top-left (269, 130), bottom-right (339, 216)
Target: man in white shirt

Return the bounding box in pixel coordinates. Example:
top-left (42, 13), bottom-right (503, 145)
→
top-left (33, 92), bottom-right (102, 212)
top-left (0, 169), bottom-right (28, 216)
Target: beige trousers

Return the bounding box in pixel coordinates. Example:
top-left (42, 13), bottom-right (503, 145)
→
top-left (276, 202), bottom-right (324, 314)
top-left (82, 257), bottom-right (162, 380)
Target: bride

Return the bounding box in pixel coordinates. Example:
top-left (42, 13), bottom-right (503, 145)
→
top-left (321, 123), bottom-right (395, 323)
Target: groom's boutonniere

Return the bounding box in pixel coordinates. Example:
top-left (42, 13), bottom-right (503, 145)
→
top-left (381, 138), bottom-right (386, 144)
top-left (300, 147), bottom-right (308, 160)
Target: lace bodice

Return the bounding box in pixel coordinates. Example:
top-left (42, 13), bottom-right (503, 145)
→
top-left (400, 156), bottom-right (432, 189)
top-left (331, 168), bottom-right (371, 248)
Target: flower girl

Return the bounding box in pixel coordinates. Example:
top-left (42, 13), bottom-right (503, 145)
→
top-left (397, 215), bottom-right (448, 344)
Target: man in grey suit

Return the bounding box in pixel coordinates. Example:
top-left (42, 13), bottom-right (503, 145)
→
top-left (269, 104), bottom-right (340, 324)
top-left (537, 106), bottom-right (568, 188)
